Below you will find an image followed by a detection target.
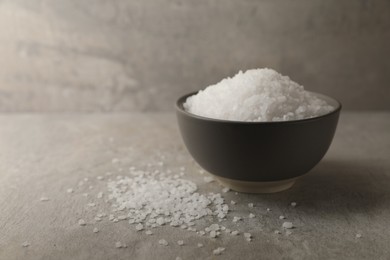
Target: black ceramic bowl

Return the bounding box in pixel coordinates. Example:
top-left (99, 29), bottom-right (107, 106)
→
top-left (176, 91), bottom-right (341, 193)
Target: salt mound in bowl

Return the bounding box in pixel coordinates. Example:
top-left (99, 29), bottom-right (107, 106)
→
top-left (176, 68), bottom-right (341, 193)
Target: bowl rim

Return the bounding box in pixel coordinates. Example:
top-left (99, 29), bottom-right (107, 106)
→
top-left (176, 91), bottom-right (342, 125)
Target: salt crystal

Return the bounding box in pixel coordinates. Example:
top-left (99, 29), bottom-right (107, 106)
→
top-left (197, 243), bottom-right (204, 248)
top-left (213, 247), bottom-right (225, 255)
top-left (158, 239), bottom-right (169, 246)
top-left (115, 242), bottom-right (122, 248)
top-left (222, 187), bottom-right (230, 193)
top-left (67, 188), bottom-right (74, 193)
top-left (279, 215), bottom-right (286, 219)
top-left (184, 68), bottom-right (334, 122)
top-left (145, 230), bottom-right (153, 235)
top-left (249, 213), bottom-right (255, 218)
top-left (248, 203), bottom-right (254, 208)
top-left (266, 208), bottom-right (271, 212)
top-left (231, 230), bottom-right (239, 236)
top-left (135, 223), bottom-right (144, 231)
top-left (203, 176), bottom-right (214, 183)
top-left (356, 233), bottom-right (362, 238)
top-left (230, 200), bottom-right (236, 205)
top-left (244, 233), bottom-right (252, 242)
top-left (291, 202), bottom-right (297, 207)
top-left (40, 197), bottom-right (49, 202)
top-left (282, 222), bottom-right (293, 229)
top-left (22, 241), bottom-right (30, 247)
top-left (93, 227), bottom-right (99, 233)
top-left (177, 240), bottom-right (184, 246)
top-left (78, 219), bottom-right (86, 226)
top-left (87, 203), bottom-right (96, 207)
top-left (97, 176), bottom-right (104, 180)
top-left (274, 230), bottom-right (281, 234)
top-left (210, 230), bottom-right (217, 238)
top-left (233, 216), bottom-right (242, 223)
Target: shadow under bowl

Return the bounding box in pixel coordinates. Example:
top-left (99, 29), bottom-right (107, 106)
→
top-left (176, 91), bottom-right (341, 193)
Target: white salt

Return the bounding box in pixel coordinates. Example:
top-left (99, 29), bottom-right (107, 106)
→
top-left (203, 176), bottom-right (214, 183)
top-left (67, 188), bottom-right (74, 193)
top-left (184, 68), bottom-right (334, 122)
top-left (291, 202), bottom-right (297, 207)
top-left (213, 247), bottom-right (225, 255)
top-left (145, 230), bottom-right (153, 235)
top-left (40, 197), bottom-right (49, 202)
top-left (93, 227), bottom-right (99, 233)
top-left (22, 241), bottom-right (30, 247)
top-left (282, 222), bottom-right (294, 229)
top-left (158, 239), bottom-right (169, 246)
top-left (78, 219), bottom-right (86, 226)
top-left (135, 223), bottom-right (144, 231)
top-left (249, 213), bottom-right (255, 218)
top-left (279, 215), bottom-right (286, 219)
top-left (197, 243), bottom-right (204, 248)
top-left (177, 240), bottom-right (184, 246)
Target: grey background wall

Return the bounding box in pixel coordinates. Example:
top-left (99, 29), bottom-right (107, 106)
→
top-left (0, 0), bottom-right (389, 112)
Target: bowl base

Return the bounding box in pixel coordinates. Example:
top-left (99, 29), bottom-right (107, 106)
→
top-left (214, 175), bottom-right (298, 193)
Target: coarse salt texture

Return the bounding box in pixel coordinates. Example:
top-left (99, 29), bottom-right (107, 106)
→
top-left (184, 68), bottom-right (334, 122)
top-left (107, 170), bottom-right (229, 229)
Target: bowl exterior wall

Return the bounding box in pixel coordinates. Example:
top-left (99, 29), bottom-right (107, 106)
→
top-left (176, 110), bottom-right (340, 182)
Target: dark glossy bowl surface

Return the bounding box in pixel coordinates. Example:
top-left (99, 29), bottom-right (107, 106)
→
top-left (176, 91), bottom-right (341, 182)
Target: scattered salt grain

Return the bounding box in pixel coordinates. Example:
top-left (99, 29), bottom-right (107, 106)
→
top-left (266, 208), bottom-right (271, 212)
top-left (213, 247), bottom-right (225, 255)
top-left (232, 216), bottom-right (242, 223)
top-left (22, 242), bottom-right (30, 247)
top-left (40, 197), bottom-right (49, 202)
top-left (177, 240), bottom-right (184, 246)
top-left (78, 219), bottom-right (86, 226)
top-left (291, 202), bottom-right (297, 207)
top-left (230, 200), bottom-right (236, 205)
top-left (158, 239), bottom-right (169, 246)
top-left (282, 222), bottom-right (294, 229)
top-left (244, 233), bottom-right (252, 242)
top-left (210, 230), bottom-right (218, 238)
top-left (279, 215), bottom-right (286, 219)
top-left (222, 187), bottom-right (230, 193)
top-left (93, 227), bottom-right (99, 233)
top-left (97, 176), bottom-right (104, 181)
top-left (87, 203), bottom-right (96, 207)
top-left (203, 176), bottom-right (214, 183)
top-left (67, 188), bottom-right (74, 193)
top-left (231, 230), bottom-right (239, 236)
top-left (249, 213), bottom-right (255, 218)
top-left (115, 241), bottom-right (122, 248)
top-left (183, 68), bottom-right (334, 122)
top-left (356, 233), bottom-right (362, 238)
top-left (135, 223), bottom-right (144, 231)
top-left (197, 243), bottom-right (204, 248)
top-left (145, 230), bottom-right (153, 235)
top-left (248, 203), bottom-right (254, 208)
top-left (274, 230), bottom-right (281, 234)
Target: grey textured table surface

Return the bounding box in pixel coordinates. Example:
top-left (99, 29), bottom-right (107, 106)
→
top-left (0, 112), bottom-right (389, 260)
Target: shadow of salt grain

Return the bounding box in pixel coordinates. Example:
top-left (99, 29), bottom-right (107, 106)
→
top-left (244, 159), bottom-right (390, 216)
